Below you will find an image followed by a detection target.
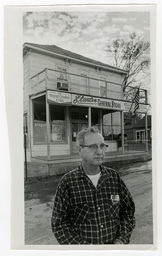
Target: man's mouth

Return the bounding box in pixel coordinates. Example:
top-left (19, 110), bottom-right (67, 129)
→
top-left (94, 157), bottom-right (103, 160)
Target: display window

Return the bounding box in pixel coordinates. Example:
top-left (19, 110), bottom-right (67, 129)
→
top-left (50, 105), bottom-right (67, 142)
top-left (33, 96), bottom-right (67, 144)
top-left (102, 110), bottom-right (121, 140)
top-left (33, 97), bottom-right (47, 144)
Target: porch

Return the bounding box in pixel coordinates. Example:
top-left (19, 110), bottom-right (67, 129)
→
top-left (25, 144), bottom-right (152, 179)
top-left (30, 68), bottom-right (147, 103)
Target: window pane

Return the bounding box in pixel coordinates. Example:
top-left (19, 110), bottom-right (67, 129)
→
top-left (112, 126), bottom-right (121, 139)
top-left (80, 111), bottom-right (88, 121)
top-left (34, 102), bottom-right (46, 121)
top-left (71, 111), bottom-right (79, 120)
top-left (100, 77), bottom-right (106, 97)
top-left (51, 121), bottom-right (66, 141)
top-left (50, 105), bottom-right (66, 142)
top-left (33, 98), bottom-right (47, 143)
top-left (51, 105), bottom-right (65, 121)
top-left (103, 125), bottom-right (112, 140)
top-left (103, 113), bottom-right (111, 125)
top-left (100, 86), bottom-right (106, 97)
top-left (112, 112), bottom-right (120, 125)
top-left (33, 121), bottom-right (47, 143)
top-left (57, 67), bottom-right (67, 80)
top-left (80, 74), bottom-right (87, 85)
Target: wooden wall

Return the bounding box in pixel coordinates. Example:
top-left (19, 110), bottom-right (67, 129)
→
top-left (27, 51), bottom-right (123, 99)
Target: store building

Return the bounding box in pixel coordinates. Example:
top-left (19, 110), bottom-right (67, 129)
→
top-left (23, 43), bottom-right (149, 177)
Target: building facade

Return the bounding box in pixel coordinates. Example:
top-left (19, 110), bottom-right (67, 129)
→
top-left (23, 43), bottom-right (149, 170)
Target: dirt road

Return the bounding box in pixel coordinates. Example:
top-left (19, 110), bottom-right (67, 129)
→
top-left (25, 160), bottom-right (153, 245)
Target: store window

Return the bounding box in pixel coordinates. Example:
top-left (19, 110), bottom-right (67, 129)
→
top-left (33, 98), bottom-right (47, 144)
top-left (33, 98), bottom-right (67, 144)
top-left (102, 111), bottom-right (121, 140)
top-left (103, 112), bottom-right (112, 140)
top-left (50, 105), bottom-right (66, 142)
top-left (112, 112), bottom-right (121, 139)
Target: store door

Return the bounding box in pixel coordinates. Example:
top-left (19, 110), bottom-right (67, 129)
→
top-left (71, 121), bottom-right (88, 154)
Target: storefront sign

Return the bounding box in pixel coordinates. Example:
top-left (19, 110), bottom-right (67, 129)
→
top-left (47, 91), bottom-right (71, 104)
top-left (72, 94), bottom-right (125, 110)
top-left (47, 91), bottom-right (148, 112)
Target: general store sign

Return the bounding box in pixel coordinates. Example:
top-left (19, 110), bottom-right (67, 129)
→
top-left (47, 91), bottom-right (148, 112)
top-left (72, 94), bottom-right (125, 110)
top-left (47, 91), bottom-right (71, 104)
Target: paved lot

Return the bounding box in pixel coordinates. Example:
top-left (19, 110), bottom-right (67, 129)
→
top-left (25, 160), bottom-right (153, 245)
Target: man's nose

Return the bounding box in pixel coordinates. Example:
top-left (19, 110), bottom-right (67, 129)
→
top-left (96, 145), bottom-right (103, 154)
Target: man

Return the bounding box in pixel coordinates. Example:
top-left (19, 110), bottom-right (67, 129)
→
top-left (51, 127), bottom-right (135, 244)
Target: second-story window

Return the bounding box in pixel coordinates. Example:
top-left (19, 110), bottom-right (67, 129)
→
top-left (80, 73), bottom-right (88, 94)
top-left (57, 66), bottom-right (68, 91)
top-left (57, 66), bottom-right (67, 80)
top-left (99, 76), bottom-right (107, 98)
top-left (80, 74), bottom-right (88, 85)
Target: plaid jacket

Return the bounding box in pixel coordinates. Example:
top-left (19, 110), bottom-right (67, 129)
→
top-left (51, 165), bottom-right (135, 244)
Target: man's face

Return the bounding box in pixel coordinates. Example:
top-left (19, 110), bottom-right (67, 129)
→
top-left (79, 132), bottom-right (105, 166)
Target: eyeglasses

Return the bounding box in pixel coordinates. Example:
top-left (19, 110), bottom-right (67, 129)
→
top-left (80, 143), bottom-right (109, 152)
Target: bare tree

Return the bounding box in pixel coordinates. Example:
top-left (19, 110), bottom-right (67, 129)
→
top-left (106, 32), bottom-right (151, 122)
top-left (106, 32), bottom-right (150, 93)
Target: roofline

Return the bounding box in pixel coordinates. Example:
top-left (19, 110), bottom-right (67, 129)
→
top-left (23, 43), bottom-right (128, 75)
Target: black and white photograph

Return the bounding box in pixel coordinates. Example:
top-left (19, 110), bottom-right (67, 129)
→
top-left (2, 2), bottom-right (161, 255)
top-left (22, 6), bottom-right (154, 247)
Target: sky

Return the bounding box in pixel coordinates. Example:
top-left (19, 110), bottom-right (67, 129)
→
top-left (23, 11), bottom-right (150, 64)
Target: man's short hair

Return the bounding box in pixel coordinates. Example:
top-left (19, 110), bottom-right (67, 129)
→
top-left (76, 126), bottom-right (101, 146)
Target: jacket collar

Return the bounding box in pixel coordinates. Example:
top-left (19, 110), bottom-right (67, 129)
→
top-left (77, 164), bottom-right (112, 179)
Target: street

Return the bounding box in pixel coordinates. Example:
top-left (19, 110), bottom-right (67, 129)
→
top-left (25, 160), bottom-right (153, 245)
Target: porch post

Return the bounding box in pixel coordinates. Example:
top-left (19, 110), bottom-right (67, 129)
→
top-left (99, 109), bottom-right (103, 134)
top-left (66, 106), bottom-right (72, 154)
top-left (88, 107), bottom-right (91, 127)
top-left (45, 68), bottom-right (48, 90)
top-left (121, 111), bottom-right (125, 154)
top-left (46, 92), bottom-right (50, 160)
top-left (145, 112), bottom-right (148, 152)
top-left (29, 98), bottom-right (33, 159)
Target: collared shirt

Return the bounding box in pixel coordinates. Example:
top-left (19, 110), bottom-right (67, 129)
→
top-left (51, 165), bottom-right (135, 244)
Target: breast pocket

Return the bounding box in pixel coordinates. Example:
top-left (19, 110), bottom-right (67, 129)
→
top-left (106, 200), bottom-right (120, 220)
top-left (71, 204), bottom-right (89, 224)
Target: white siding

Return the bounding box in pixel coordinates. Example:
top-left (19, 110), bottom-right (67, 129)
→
top-left (29, 51), bottom-right (123, 99)
top-left (23, 55), bottom-right (30, 113)
top-left (32, 144), bottom-right (70, 157)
